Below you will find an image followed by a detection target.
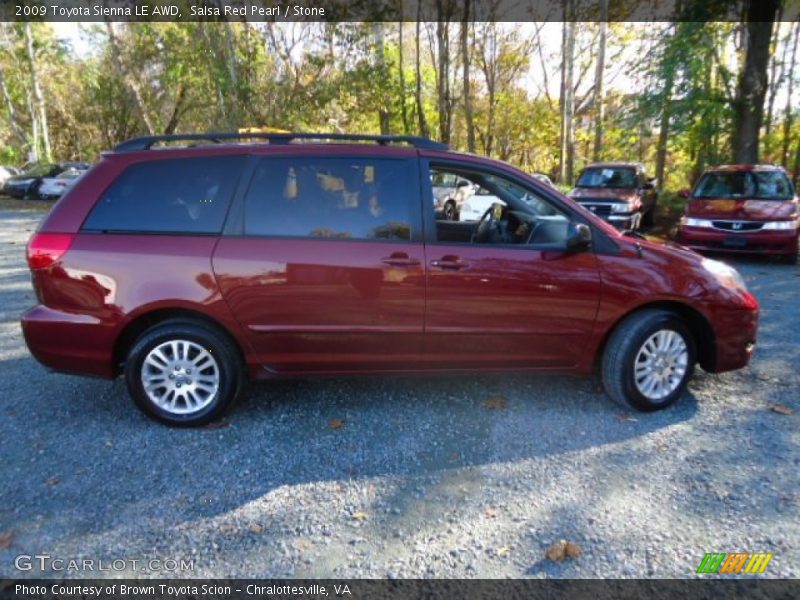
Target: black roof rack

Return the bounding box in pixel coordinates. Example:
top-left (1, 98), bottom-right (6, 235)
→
top-left (113, 132), bottom-right (448, 152)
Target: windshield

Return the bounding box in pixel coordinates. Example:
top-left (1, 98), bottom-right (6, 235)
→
top-left (576, 167), bottom-right (637, 189)
top-left (22, 164), bottom-right (55, 177)
top-left (693, 171), bottom-right (794, 200)
top-left (57, 169), bottom-right (83, 180)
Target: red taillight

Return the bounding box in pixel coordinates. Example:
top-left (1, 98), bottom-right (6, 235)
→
top-left (26, 232), bottom-right (75, 270)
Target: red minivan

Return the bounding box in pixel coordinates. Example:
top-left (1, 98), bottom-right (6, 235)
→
top-left (677, 165), bottom-right (799, 263)
top-left (22, 133), bottom-right (759, 426)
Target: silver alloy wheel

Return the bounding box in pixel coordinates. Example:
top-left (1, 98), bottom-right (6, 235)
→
top-left (633, 329), bottom-right (689, 402)
top-left (140, 339), bottom-right (220, 415)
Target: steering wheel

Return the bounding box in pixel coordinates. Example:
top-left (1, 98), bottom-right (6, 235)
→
top-left (470, 203), bottom-right (503, 243)
top-left (524, 220), bottom-right (544, 245)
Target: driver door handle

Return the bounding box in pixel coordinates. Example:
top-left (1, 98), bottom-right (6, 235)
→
top-left (431, 255), bottom-right (469, 270)
top-left (381, 252), bottom-right (420, 267)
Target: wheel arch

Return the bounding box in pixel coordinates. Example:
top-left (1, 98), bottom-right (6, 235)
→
top-left (113, 307), bottom-right (246, 376)
top-left (594, 300), bottom-right (716, 373)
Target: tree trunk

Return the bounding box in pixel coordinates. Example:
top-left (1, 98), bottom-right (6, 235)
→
top-left (414, 16), bottom-right (430, 137)
top-left (655, 67), bottom-right (675, 191)
top-left (24, 23), bottom-right (51, 162)
top-left (0, 66), bottom-right (28, 146)
top-left (764, 13), bottom-right (785, 157)
top-left (223, 20), bottom-right (241, 127)
top-left (398, 22), bottom-right (410, 135)
top-left (373, 22), bottom-right (391, 135)
top-left (461, 0), bottom-right (475, 153)
top-left (559, 14), bottom-right (576, 185)
top-left (592, 1), bottom-right (608, 162)
top-left (781, 22), bottom-right (799, 166)
top-left (732, 0), bottom-right (780, 164)
top-left (793, 137), bottom-right (800, 186)
top-left (435, 4), bottom-right (452, 145)
top-left (105, 21), bottom-right (156, 136)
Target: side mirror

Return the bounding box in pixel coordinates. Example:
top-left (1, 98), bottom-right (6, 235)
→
top-left (565, 222), bottom-right (592, 252)
top-left (678, 189), bottom-right (691, 199)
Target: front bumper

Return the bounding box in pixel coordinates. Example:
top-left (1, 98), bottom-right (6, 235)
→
top-left (3, 185), bottom-right (30, 198)
top-left (677, 226), bottom-right (799, 257)
top-left (605, 213), bottom-right (637, 229)
top-left (575, 202), bottom-right (637, 229)
top-left (710, 305), bottom-right (759, 373)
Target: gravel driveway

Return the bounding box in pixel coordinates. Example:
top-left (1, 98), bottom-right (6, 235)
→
top-left (0, 208), bottom-right (798, 579)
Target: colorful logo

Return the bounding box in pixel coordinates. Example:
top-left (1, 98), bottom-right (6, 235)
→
top-left (696, 552), bottom-right (773, 574)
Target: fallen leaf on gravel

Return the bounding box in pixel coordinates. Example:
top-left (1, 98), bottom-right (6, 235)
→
top-left (448, 452), bottom-right (459, 462)
top-left (329, 418), bottom-right (346, 429)
top-left (352, 511), bottom-right (368, 521)
top-left (0, 531), bottom-right (13, 549)
top-left (249, 524), bottom-right (264, 534)
top-left (483, 396), bottom-right (508, 410)
top-left (484, 507), bottom-right (497, 518)
top-left (204, 419), bottom-right (230, 430)
top-left (219, 523), bottom-right (237, 533)
top-left (616, 414), bottom-right (637, 422)
top-left (771, 404), bottom-right (794, 416)
top-left (545, 539), bottom-right (582, 562)
top-left (45, 477), bottom-right (59, 486)
top-left (565, 541), bottom-right (583, 558)
top-left (496, 546), bottom-right (510, 557)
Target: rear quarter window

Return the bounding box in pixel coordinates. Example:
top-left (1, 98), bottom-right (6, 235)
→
top-left (82, 156), bottom-right (245, 234)
top-left (243, 157), bottom-right (415, 241)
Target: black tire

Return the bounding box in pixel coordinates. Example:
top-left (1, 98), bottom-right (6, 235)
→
top-left (443, 200), bottom-right (457, 221)
top-left (601, 309), bottom-right (695, 412)
top-left (124, 319), bottom-right (243, 426)
top-left (642, 202), bottom-right (656, 228)
top-left (780, 252), bottom-right (798, 265)
top-left (23, 182), bottom-right (40, 200)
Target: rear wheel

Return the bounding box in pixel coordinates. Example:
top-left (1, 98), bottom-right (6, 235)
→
top-left (124, 320), bottom-right (242, 426)
top-left (601, 309), bottom-right (695, 411)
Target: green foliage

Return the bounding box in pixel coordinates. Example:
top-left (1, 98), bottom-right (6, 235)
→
top-left (0, 21), bottom-right (794, 191)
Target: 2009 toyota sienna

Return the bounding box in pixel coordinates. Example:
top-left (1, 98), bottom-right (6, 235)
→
top-left (22, 132), bottom-right (759, 426)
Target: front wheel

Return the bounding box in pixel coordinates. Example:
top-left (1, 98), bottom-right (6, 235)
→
top-left (642, 202), bottom-right (656, 228)
top-left (124, 320), bottom-right (243, 426)
top-left (601, 310), bottom-right (695, 411)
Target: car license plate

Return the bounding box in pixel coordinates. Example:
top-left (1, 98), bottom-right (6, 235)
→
top-left (723, 236), bottom-right (747, 248)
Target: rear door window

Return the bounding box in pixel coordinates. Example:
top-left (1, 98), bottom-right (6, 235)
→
top-left (243, 157), bottom-right (414, 241)
top-left (82, 156), bottom-right (245, 234)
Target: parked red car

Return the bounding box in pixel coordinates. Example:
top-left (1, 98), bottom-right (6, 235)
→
top-left (676, 164), bottom-right (799, 263)
top-left (568, 162), bottom-right (658, 230)
top-left (23, 133), bottom-right (758, 426)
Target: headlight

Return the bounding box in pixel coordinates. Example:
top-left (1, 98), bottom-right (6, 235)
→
top-left (702, 258), bottom-right (747, 292)
top-left (685, 217), bottom-right (713, 228)
top-left (12, 178), bottom-right (34, 185)
top-left (611, 203), bottom-right (630, 214)
top-left (762, 220), bottom-right (798, 230)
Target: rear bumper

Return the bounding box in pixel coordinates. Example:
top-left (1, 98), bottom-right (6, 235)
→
top-left (21, 305), bottom-right (117, 378)
top-left (678, 226), bottom-right (799, 257)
